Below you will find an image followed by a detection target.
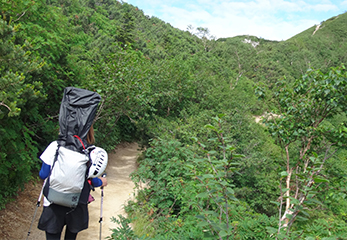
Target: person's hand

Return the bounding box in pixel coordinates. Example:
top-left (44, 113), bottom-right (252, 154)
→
top-left (99, 177), bottom-right (107, 187)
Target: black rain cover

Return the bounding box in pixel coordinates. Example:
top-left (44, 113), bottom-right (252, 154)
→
top-left (57, 87), bottom-right (101, 151)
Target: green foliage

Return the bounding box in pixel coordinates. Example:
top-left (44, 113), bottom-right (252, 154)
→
top-left (85, 45), bottom-right (155, 150)
top-left (0, 19), bottom-right (45, 118)
top-left (127, 116), bottom-right (278, 239)
top-left (131, 138), bottom-right (194, 215)
top-left (211, 13), bottom-right (347, 97)
top-left (269, 65), bottom-right (347, 147)
top-left (265, 65), bottom-right (347, 235)
top-left (189, 116), bottom-right (243, 239)
top-left (0, 17), bottom-right (46, 207)
top-left (108, 215), bottom-right (138, 240)
top-left (1, 0), bottom-right (347, 237)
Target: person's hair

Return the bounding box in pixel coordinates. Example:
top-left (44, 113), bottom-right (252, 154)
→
top-left (87, 125), bottom-right (95, 144)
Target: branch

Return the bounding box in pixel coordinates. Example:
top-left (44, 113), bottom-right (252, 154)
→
top-left (94, 98), bottom-right (106, 122)
top-left (230, 51), bottom-right (244, 90)
top-left (196, 204), bottom-right (221, 239)
top-left (300, 135), bottom-right (314, 161)
top-left (294, 165), bottom-right (300, 199)
top-left (276, 179), bottom-right (284, 238)
top-left (195, 176), bottom-right (228, 216)
top-left (0, 102), bottom-right (11, 112)
top-left (313, 103), bottom-right (331, 128)
top-left (14, 10), bottom-right (27, 22)
top-left (285, 144), bottom-right (337, 230)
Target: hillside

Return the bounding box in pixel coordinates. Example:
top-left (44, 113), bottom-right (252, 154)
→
top-left (211, 12), bottom-right (347, 88)
top-left (1, 1), bottom-right (347, 239)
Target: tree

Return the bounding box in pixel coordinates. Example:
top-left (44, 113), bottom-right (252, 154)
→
top-left (82, 46), bottom-right (155, 149)
top-left (0, 19), bottom-right (44, 118)
top-left (0, 18), bottom-right (46, 208)
top-left (115, 3), bottom-right (136, 47)
top-left (265, 65), bottom-right (347, 236)
top-left (195, 27), bottom-right (215, 52)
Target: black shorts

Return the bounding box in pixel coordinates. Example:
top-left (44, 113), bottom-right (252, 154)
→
top-left (38, 203), bottom-right (89, 234)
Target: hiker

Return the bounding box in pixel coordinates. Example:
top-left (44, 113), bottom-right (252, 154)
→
top-left (37, 125), bottom-right (107, 240)
top-left (36, 87), bottom-right (108, 240)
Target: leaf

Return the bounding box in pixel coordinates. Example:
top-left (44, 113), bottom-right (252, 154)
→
top-left (305, 198), bottom-right (323, 205)
top-left (204, 124), bottom-right (217, 131)
top-left (295, 216), bottom-right (309, 221)
top-left (226, 187), bottom-right (234, 195)
top-left (229, 162), bottom-right (241, 166)
top-left (300, 210), bottom-right (310, 217)
top-left (295, 173), bottom-right (306, 179)
top-left (289, 196), bottom-right (300, 205)
top-left (219, 230), bottom-right (228, 237)
top-left (208, 150), bottom-right (217, 155)
top-left (208, 189), bottom-right (217, 194)
top-left (313, 177), bottom-right (329, 183)
top-left (196, 192), bottom-right (209, 198)
top-left (197, 221), bottom-right (209, 227)
top-left (231, 154), bottom-right (244, 158)
top-left (185, 164), bottom-right (194, 169)
top-left (265, 227), bottom-right (278, 234)
top-left (202, 174), bottom-right (215, 179)
top-left (270, 201), bottom-right (280, 206)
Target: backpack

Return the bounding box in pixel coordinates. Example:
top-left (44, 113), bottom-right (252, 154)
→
top-left (43, 136), bottom-right (92, 208)
top-left (43, 87), bottom-right (101, 208)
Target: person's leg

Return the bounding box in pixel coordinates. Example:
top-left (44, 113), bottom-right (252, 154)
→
top-left (64, 227), bottom-right (78, 240)
top-left (45, 231), bottom-right (62, 240)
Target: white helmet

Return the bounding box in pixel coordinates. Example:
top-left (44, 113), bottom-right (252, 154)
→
top-left (88, 147), bottom-right (108, 178)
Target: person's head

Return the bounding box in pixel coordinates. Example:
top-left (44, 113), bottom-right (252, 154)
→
top-left (87, 125), bottom-right (95, 145)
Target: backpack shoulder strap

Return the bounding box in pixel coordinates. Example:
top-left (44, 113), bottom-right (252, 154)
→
top-left (50, 144), bottom-right (60, 170)
top-left (43, 144), bottom-right (60, 198)
top-left (73, 135), bottom-right (93, 178)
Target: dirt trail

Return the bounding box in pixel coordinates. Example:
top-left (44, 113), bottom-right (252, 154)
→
top-left (0, 142), bottom-right (140, 240)
top-left (78, 142), bottom-right (139, 240)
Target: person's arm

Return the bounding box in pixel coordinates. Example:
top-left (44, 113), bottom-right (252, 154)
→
top-left (39, 162), bottom-right (51, 180)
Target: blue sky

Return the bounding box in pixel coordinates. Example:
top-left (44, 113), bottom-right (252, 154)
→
top-left (123, 0), bottom-right (347, 41)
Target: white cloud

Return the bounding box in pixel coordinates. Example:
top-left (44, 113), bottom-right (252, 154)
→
top-left (201, 12), bottom-right (318, 40)
top-left (155, 1), bottom-right (323, 40)
top-left (341, 0), bottom-right (347, 7)
top-left (124, 0), bottom-right (342, 40)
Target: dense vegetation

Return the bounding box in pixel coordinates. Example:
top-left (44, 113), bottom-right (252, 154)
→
top-left (1, 0), bottom-right (347, 238)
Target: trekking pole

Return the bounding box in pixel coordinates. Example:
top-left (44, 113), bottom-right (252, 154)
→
top-left (99, 173), bottom-right (106, 240)
top-left (26, 180), bottom-right (45, 240)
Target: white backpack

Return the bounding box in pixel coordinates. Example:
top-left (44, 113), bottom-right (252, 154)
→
top-left (43, 138), bottom-right (91, 208)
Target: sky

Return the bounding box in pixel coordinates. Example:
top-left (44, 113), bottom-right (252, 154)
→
top-left (122, 0), bottom-right (347, 41)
